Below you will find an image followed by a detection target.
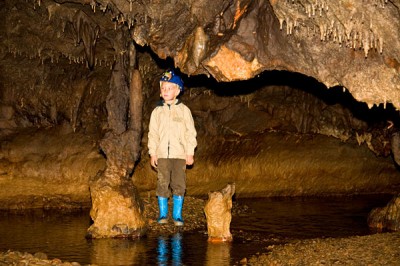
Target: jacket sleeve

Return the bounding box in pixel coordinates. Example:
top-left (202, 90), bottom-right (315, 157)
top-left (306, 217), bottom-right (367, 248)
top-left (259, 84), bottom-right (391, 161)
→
top-left (184, 107), bottom-right (197, 156)
top-left (148, 109), bottom-right (159, 156)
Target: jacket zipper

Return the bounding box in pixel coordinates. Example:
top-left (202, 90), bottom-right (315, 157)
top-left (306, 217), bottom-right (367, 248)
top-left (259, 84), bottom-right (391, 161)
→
top-left (167, 104), bottom-right (171, 158)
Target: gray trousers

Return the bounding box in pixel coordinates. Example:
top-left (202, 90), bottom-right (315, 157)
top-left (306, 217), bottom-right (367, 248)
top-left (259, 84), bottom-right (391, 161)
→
top-left (156, 158), bottom-right (186, 198)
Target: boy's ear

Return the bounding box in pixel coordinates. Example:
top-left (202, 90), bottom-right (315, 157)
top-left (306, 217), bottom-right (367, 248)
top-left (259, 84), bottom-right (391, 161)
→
top-left (175, 86), bottom-right (181, 97)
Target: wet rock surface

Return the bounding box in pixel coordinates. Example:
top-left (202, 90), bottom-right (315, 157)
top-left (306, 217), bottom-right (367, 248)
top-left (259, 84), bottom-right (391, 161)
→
top-left (368, 194), bottom-right (400, 232)
top-left (86, 177), bottom-right (146, 239)
top-left (204, 183), bottom-right (235, 242)
top-left (0, 250), bottom-right (81, 266)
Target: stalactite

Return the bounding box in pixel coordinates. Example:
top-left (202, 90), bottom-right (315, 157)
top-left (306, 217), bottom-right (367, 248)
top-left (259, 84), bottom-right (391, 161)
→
top-left (273, 0), bottom-right (389, 57)
top-left (379, 37), bottom-right (384, 53)
top-left (100, 4), bottom-right (107, 12)
top-left (279, 17), bottom-right (284, 30)
top-left (192, 26), bottom-right (209, 68)
top-left (363, 30), bottom-right (370, 58)
top-left (73, 10), bottom-right (100, 70)
top-left (90, 0), bottom-right (96, 13)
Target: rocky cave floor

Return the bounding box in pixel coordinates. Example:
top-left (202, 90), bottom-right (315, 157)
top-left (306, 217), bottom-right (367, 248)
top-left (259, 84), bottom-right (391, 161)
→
top-left (1, 195), bottom-right (400, 265)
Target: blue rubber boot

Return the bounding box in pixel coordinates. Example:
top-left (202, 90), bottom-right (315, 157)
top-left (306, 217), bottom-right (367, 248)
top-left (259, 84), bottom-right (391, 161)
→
top-left (157, 196), bottom-right (168, 224)
top-left (172, 195), bottom-right (184, 226)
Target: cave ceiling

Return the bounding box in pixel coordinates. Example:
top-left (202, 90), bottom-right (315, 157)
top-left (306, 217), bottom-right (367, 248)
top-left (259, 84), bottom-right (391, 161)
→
top-left (1, 0), bottom-right (400, 109)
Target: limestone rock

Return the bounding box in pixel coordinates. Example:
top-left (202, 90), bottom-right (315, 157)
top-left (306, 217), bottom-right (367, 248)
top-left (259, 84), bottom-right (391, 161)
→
top-left (87, 173), bottom-right (147, 238)
top-left (204, 183), bottom-right (235, 242)
top-left (368, 194), bottom-right (400, 232)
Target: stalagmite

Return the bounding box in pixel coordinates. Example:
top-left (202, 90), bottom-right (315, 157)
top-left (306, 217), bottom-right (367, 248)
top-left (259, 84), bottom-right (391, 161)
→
top-left (204, 183), bottom-right (235, 242)
top-left (87, 40), bottom-right (145, 238)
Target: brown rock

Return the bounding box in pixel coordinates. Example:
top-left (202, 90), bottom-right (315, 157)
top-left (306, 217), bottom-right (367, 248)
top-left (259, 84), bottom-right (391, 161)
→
top-left (87, 175), bottom-right (147, 238)
top-left (204, 183), bottom-right (235, 242)
top-left (368, 194), bottom-right (400, 232)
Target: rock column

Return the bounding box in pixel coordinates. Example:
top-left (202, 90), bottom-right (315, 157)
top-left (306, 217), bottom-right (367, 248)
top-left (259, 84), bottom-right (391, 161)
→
top-left (87, 39), bottom-right (146, 238)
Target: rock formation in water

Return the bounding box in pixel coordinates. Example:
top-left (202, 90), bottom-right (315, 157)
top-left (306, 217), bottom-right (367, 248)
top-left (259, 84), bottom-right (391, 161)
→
top-left (204, 183), bottom-right (235, 242)
top-left (368, 194), bottom-right (400, 232)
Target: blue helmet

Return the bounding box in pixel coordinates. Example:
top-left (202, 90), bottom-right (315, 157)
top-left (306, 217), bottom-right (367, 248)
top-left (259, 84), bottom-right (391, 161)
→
top-left (160, 69), bottom-right (184, 92)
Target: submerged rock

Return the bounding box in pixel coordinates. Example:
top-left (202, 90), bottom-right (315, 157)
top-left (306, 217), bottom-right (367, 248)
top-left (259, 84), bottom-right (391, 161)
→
top-left (368, 194), bottom-right (400, 232)
top-left (0, 250), bottom-right (81, 266)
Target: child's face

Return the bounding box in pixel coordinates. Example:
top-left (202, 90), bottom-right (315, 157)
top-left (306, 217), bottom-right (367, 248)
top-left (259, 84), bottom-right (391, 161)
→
top-left (160, 82), bottom-right (180, 103)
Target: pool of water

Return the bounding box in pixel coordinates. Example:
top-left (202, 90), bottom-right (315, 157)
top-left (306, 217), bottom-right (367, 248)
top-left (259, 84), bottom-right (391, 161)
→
top-left (0, 194), bottom-right (393, 265)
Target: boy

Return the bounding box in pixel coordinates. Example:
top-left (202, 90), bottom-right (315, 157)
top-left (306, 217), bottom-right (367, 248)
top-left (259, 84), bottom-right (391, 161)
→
top-left (148, 69), bottom-right (197, 226)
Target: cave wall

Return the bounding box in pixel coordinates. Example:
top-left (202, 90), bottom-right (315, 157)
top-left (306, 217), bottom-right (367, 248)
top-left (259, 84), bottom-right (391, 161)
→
top-left (0, 125), bottom-right (106, 209)
top-left (0, 54), bottom-right (109, 137)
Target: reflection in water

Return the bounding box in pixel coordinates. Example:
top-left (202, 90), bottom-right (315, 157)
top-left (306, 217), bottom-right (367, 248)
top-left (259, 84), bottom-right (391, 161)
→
top-left (206, 241), bottom-right (232, 266)
top-left (89, 238), bottom-right (147, 266)
top-left (157, 235), bottom-right (168, 265)
top-left (157, 233), bottom-right (182, 266)
top-left (157, 233), bottom-right (233, 265)
top-left (171, 233), bottom-right (182, 265)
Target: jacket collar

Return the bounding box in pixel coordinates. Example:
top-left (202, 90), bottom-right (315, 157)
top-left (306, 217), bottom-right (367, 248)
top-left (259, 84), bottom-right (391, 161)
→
top-left (157, 98), bottom-right (182, 107)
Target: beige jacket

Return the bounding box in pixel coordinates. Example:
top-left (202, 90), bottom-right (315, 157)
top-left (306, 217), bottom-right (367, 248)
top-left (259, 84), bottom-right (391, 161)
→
top-left (148, 99), bottom-right (197, 160)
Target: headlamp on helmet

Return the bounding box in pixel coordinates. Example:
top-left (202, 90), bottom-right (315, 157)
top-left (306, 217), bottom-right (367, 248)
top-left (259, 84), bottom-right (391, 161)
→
top-left (160, 69), bottom-right (184, 93)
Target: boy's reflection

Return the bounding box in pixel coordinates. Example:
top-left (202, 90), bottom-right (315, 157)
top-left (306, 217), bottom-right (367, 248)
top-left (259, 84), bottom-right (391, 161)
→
top-left (157, 232), bottom-right (182, 266)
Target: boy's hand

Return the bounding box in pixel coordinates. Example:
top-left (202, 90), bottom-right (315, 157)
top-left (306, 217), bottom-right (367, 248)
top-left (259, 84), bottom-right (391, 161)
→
top-left (150, 155), bottom-right (158, 168)
top-left (186, 155), bottom-right (194, 166)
